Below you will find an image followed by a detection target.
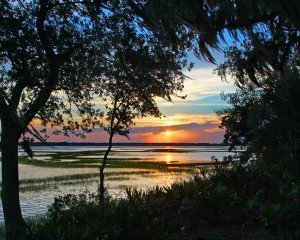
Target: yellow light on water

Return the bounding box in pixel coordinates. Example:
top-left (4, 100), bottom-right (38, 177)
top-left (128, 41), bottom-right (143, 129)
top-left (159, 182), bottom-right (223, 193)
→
top-left (165, 154), bottom-right (172, 164)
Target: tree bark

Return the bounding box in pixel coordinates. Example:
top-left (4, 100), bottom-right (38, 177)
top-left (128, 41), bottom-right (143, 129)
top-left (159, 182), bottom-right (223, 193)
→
top-left (99, 96), bottom-right (118, 205)
top-left (1, 120), bottom-right (27, 239)
top-left (99, 132), bottom-right (114, 204)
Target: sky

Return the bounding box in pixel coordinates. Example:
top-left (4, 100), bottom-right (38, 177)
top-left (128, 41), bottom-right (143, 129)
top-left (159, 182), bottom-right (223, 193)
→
top-left (47, 50), bottom-right (236, 144)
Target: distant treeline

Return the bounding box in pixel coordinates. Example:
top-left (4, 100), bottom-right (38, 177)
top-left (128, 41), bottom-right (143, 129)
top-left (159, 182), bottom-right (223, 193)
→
top-left (20, 142), bottom-right (228, 147)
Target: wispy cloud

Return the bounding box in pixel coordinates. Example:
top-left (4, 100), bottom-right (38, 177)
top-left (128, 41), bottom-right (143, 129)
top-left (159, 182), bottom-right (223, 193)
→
top-left (27, 66), bottom-right (232, 143)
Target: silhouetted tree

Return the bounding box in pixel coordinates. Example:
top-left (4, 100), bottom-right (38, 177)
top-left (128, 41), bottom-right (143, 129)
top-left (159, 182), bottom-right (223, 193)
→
top-left (99, 79), bottom-right (161, 204)
top-left (216, 8), bottom-right (300, 168)
top-left (134, 0), bottom-right (300, 63)
top-left (0, 1), bottom-right (192, 237)
top-left (217, 48), bottom-right (300, 169)
top-left (2, 0), bottom-right (299, 238)
top-left (97, 21), bottom-right (188, 202)
top-left (0, 1), bottom-right (105, 237)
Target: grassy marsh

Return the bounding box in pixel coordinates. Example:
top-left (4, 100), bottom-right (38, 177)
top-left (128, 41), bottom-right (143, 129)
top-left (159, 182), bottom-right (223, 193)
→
top-left (1, 170), bottom-right (155, 193)
top-left (11, 148), bottom-right (213, 193)
top-left (18, 149), bottom-right (212, 171)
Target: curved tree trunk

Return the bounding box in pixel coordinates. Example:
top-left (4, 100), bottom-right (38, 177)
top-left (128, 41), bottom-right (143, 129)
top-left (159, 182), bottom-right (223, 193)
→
top-left (1, 120), bottom-right (27, 239)
top-left (99, 132), bottom-right (114, 204)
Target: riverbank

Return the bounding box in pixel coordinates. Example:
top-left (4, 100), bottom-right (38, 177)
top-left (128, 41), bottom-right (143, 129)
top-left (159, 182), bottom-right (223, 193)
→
top-left (0, 146), bottom-right (230, 223)
top-left (19, 162), bottom-right (300, 240)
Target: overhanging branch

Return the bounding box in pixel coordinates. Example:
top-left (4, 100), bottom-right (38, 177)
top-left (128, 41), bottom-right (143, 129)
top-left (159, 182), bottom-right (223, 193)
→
top-left (22, 0), bottom-right (60, 126)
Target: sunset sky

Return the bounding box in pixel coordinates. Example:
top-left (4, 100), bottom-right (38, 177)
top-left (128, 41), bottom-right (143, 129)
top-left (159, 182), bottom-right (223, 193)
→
top-left (47, 50), bottom-right (236, 144)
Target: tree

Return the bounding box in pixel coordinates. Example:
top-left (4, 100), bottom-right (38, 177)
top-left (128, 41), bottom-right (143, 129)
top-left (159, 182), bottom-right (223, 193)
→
top-left (1, 0), bottom-right (299, 238)
top-left (135, 0), bottom-right (300, 63)
top-left (99, 79), bottom-right (160, 204)
top-left (0, 0), bottom-right (192, 237)
top-left (217, 45), bottom-right (300, 169)
top-left (214, 5), bottom-right (300, 168)
top-left (97, 21), bottom-right (187, 202)
top-left (0, 1), bottom-right (106, 237)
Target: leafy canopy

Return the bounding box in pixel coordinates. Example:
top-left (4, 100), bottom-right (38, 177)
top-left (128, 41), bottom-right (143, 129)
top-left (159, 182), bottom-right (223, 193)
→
top-left (0, 0), bottom-right (193, 143)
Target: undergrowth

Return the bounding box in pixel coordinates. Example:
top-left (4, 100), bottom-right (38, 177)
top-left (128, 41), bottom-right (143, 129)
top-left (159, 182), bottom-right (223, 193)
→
top-left (19, 161), bottom-right (299, 240)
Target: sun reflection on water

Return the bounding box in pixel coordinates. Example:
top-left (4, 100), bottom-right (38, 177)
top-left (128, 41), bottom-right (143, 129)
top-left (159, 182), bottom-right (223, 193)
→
top-left (165, 154), bottom-right (173, 164)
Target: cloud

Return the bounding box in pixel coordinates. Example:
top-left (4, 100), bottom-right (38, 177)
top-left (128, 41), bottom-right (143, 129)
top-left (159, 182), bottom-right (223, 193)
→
top-left (80, 121), bottom-right (223, 143)
top-left (133, 113), bottom-right (220, 127)
top-left (130, 122), bottom-right (216, 134)
top-left (44, 120), bottom-right (225, 143)
top-left (26, 66), bottom-right (231, 144)
top-left (153, 67), bottom-right (235, 116)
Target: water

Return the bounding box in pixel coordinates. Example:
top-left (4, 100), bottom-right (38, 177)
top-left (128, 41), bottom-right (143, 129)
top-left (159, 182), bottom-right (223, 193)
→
top-left (0, 145), bottom-right (234, 222)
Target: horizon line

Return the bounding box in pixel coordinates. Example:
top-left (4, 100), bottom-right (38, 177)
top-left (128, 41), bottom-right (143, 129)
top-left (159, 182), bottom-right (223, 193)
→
top-left (26, 141), bottom-right (227, 145)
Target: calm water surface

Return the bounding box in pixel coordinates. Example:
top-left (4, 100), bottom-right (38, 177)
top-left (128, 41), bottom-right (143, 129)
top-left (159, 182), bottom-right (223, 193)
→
top-left (0, 145), bottom-right (234, 222)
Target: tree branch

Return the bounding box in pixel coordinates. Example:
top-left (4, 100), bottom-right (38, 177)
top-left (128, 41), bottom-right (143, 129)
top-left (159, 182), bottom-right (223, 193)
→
top-left (217, 13), bottom-right (278, 31)
top-left (11, 80), bottom-right (28, 110)
top-left (36, 0), bottom-right (57, 65)
top-left (22, 0), bottom-right (60, 126)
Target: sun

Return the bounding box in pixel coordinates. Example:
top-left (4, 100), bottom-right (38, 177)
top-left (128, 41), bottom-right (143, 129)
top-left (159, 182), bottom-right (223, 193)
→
top-left (164, 131), bottom-right (172, 137)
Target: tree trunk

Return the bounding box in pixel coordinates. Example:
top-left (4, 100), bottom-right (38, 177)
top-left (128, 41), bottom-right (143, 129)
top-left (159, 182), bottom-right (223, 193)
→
top-left (99, 96), bottom-right (118, 205)
top-left (99, 132), bottom-right (114, 204)
top-left (1, 120), bottom-right (27, 239)
top-left (99, 164), bottom-right (106, 204)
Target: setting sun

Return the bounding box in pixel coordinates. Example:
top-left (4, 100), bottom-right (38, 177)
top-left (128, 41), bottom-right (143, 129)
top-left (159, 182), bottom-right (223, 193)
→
top-left (164, 131), bottom-right (173, 137)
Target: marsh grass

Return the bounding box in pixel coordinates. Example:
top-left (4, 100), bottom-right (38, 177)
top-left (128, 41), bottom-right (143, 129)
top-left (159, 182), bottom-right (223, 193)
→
top-left (19, 171), bottom-right (153, 185)
top-left (14, 167), bottom-right (200, 193)
top-left (19, 156), bottom-right (149, 168)
top-left (19, 176), bottom-right (131, 192)
top-left (1, 171), bottom-right (154, 193)
top-left (19, 154), bottom-right (209, 171)
top-left (13, 150), bottom-right (211, 193)
top-left (0, 150), bottom-right (214, 196)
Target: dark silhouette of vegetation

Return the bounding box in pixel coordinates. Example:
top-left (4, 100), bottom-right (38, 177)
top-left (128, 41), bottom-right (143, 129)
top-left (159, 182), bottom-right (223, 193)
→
top-left (0, 1), bottom-right (192, 237)
top-left (216, 32), bottom-right (300, 170)
top-left (1, 0), bottom-right (300, 239)
top-left (134, 0), bottom-right (300, 63)
top-left (18, 26), bottom-right (300, 238)
top-left (0, 1), bottom-right (104, 236)
top-left (97, 20), bottom-right (189, 202)
top-left (18, 66), bottom-right (300, 238)
top-left (99, 86), bottom-right (151, 204)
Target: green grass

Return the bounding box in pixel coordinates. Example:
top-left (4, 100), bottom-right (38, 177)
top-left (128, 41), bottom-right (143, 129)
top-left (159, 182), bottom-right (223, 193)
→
top-left (0, 149), bottom-right (210, 195)
top-left (19, 173), bottom-right (100, 185)
top-left (19, 179), bottom-right (94, 192)
top-left (2, 149), bottom-right (215, 195)
top-left (19, 156), bottom-right (148, 168)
